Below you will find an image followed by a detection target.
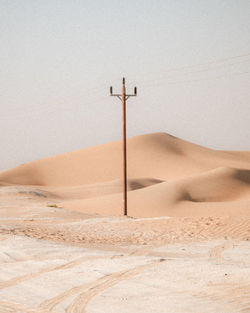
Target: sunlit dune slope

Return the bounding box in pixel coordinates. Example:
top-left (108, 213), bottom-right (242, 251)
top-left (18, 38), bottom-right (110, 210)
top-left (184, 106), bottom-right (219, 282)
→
top-left (60, 167), bottom-right (250, 217)
top-left (0, 133), bottom-right (250, 186)
top-left (222, 150), bottom-right (250, 161)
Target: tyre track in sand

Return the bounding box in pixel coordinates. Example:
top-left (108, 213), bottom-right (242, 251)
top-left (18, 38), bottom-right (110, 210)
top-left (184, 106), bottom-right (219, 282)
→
top-left (0, 300), bottom-right (55, 313)
top-left (200, 282), bottom-right (250, 313)
top-left (38, 258), bottom-right (165, 313)
top-left (65, 259), bottom-right (166, 313)
top-left (0, 241), bottom-right (158, 312)
top-left (38, 253), bottom-right (128, 312)
top-left (0, 255), bottom-right (107, 291)
top-left (209, 240), bottom-right (235, 259)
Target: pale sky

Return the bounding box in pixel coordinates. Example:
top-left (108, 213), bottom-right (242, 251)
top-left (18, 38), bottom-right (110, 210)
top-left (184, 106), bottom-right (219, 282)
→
top-left (1, 0), bottom-right (250, 171)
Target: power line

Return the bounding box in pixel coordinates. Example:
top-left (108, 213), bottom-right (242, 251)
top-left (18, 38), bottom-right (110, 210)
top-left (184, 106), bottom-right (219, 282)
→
top-left (135, 53), bottom-right (250, 83)
top-left (140, 69), bottom-right (250, 89)
top-left (139, 58), bottom-right (250, 86)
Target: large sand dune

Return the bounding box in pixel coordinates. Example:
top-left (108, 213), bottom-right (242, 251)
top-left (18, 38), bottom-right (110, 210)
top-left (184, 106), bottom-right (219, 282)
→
top-left (0, 132), bottom-right (250, 217)
top-left (1, 132), bottom-right (250, 185)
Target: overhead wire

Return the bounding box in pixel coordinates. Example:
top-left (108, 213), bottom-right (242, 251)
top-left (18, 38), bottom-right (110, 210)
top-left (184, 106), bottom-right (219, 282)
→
top-left (135, 51), bottom-right (250, 81)
top-left (136, 54), bottom-right (250, 87)
top-left (1, 53), bottom-right (250, 119)
top-left (143, 69), bottom-right (250, 88)
top-left (135, 53), bottom-right (250, 89)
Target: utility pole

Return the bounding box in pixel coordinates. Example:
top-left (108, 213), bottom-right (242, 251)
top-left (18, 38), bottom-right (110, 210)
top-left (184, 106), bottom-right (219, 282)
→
top-left (110, 78), bottom-right (137, 216)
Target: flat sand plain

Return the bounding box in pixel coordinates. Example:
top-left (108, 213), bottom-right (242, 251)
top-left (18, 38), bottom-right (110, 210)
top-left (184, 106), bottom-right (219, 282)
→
top-left (0, 133), bottom-right (249, 312)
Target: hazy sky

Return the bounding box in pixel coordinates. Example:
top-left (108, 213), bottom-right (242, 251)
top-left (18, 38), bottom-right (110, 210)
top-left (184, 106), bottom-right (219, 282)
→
top-left (1, 0), bottom-right (250, 170)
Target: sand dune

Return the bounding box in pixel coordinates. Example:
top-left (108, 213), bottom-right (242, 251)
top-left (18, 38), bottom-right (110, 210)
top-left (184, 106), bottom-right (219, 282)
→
top-left (0, 132), bottom-right (250, 218)
top-left (60, 167), bottom-right (250, 217)
top-left (1, 133), bottom-right (250, 186)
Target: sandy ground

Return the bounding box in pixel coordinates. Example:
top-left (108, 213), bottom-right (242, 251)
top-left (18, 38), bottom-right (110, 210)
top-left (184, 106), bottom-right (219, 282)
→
top-left (0, 232), bottom-right (250, 313)
top-left (0, 197), bottom-right (249, 313)
top-left (0, 133), bottom-right (250, 312)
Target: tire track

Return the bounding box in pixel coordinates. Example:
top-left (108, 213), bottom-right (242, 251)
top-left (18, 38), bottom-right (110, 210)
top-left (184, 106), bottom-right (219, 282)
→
top-left (0, 255), bottom-right (106, 291)
top-left (128, 245), bottom-right (154, 256)
top-left (200, 282), bottom-right (250, 313)
top-left (0, 300), bottom-right (54, 313)
top-left (38, 281), bottom-right (94, 312)
top-left (209, 240), bottom-right (235, 259)
top-left (39, 259), bottom-right (165, 313)
top-left (38, 254), bottom-right (126, 312)
top-left (66, 259), bottom-right (166, 313)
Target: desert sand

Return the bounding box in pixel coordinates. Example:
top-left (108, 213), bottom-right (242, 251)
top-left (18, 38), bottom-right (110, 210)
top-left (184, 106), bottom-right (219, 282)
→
top-left (0, 132), bottom-right (249, 312)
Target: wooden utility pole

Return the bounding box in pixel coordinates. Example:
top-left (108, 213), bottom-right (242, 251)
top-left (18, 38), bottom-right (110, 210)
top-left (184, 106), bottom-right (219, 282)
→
top-left (110, 78), bottom-right (137, 216)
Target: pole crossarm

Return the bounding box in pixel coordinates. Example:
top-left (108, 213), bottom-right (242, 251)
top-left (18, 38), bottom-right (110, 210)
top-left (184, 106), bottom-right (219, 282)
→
top-left (110, 95), bottom-right (136, 101)
top-left (109, 77), bottom-right (137, 216)
top-left (110, 82), bottom-right (137, 99)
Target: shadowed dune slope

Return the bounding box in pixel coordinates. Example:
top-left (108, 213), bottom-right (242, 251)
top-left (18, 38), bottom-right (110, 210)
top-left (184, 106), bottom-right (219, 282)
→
top-left (42, 177), bottom-right (164, 200)
top-left (0, 133), bottom-right (250, 186)
top-left (60, 167), bottom-right (250, 217)
top-left (0, 178), bottom-right (163, 202)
